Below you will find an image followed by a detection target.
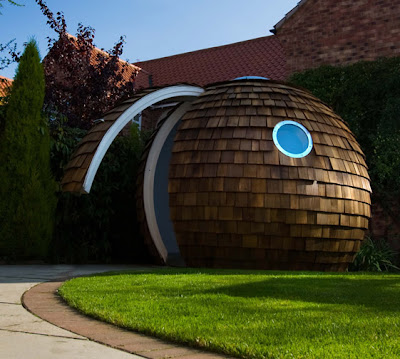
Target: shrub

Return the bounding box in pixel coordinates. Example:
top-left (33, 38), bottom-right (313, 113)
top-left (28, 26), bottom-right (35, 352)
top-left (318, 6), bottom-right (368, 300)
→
top-left (49, 124), bottom-right (152, 263)
top-left (48, 115), bottom-right (87, 181)
top-left (0, 39), bottom-right (56, 260)
top-left (350, 237), bottom-right (399, 272)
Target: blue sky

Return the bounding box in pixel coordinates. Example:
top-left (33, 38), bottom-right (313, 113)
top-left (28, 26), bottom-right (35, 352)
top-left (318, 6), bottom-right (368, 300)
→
top-left (1, 0), bottom-right (298, 79)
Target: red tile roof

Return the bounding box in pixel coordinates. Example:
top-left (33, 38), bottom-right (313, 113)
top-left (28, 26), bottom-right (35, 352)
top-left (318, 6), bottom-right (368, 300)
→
top-left (0, 75), bottom-right (12, 98)
top-left (134, 35), bottom-right (286, 88)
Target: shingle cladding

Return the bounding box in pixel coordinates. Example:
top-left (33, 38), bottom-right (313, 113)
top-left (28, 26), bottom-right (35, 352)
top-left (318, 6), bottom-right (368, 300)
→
top-left (167, 79), bottom-right (371, 271)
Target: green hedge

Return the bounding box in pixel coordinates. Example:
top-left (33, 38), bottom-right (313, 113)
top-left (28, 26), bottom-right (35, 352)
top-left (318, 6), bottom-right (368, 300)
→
top-left (289, 58), bottom-right (400, 198)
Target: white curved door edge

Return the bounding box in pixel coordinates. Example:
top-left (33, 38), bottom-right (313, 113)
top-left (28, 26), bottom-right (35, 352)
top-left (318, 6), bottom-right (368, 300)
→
top-left (143, 102), bottom-right (194, 262)
top-left (82, 85), bottom-right (204, 193)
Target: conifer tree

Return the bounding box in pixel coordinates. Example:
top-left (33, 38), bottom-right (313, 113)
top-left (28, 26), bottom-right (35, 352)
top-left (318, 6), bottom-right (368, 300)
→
top-left (0, 39), bottom-right (56, 260)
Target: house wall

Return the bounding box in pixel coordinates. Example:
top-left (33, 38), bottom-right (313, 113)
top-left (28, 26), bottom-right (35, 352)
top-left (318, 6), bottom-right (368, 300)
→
top-left (276, 0), bottom-right (400, 75)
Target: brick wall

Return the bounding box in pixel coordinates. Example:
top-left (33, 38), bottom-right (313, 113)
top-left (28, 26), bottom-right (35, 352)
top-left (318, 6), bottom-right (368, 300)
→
top-left (276, 0), bottom-right (400, 75)
top-left (141, 107), bottom-right (170, 132)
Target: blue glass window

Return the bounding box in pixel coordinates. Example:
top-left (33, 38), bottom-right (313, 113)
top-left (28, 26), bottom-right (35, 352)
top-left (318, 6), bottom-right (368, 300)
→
top-left (233, 76), bottom-right (269, 81)
top-left (272, 120), bottom-right (313, 158)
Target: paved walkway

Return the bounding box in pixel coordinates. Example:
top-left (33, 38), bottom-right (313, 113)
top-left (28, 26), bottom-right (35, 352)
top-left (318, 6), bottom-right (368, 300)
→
top-left (0, 265), bottom-right (232, 359)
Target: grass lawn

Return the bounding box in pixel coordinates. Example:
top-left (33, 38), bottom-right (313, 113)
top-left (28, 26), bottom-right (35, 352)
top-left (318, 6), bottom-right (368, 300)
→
top-left (59, 268), bottom-right (400, 359)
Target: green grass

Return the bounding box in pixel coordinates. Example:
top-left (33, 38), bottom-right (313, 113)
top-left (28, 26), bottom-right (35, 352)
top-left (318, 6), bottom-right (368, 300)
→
top-left (59, 269), bottom-right (400, 359)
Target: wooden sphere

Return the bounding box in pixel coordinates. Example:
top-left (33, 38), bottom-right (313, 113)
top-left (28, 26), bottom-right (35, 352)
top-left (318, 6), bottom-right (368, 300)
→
top-left (168, 80), bottom-right (371, 271)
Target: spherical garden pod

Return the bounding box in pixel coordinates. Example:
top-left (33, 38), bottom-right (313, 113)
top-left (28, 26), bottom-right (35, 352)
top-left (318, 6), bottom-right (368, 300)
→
top-left (137, 78), bottom-right (371, 271)
top-left (61, 79), bottom-right (371, 271)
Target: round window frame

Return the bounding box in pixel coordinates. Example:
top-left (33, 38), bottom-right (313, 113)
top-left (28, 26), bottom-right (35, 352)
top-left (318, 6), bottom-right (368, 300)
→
top-left (272, 120), bottom-right (313, 158)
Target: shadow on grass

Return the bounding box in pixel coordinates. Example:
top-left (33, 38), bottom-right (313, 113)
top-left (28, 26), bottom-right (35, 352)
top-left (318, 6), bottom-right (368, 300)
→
top-left (84, 269), bottom-right (400, 312)
top-left (202, 276), bottom-right (400, 312)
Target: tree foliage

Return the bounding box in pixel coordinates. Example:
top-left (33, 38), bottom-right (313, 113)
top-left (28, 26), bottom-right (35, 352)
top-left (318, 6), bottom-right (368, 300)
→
top-left (36, 0), bottom-right (138, 129)
top-left (0, 40), bottom-right (56, 260)
top-left (0, 39), bottom-right (19, 70)
top-left (32, 0), bottom-right (148, 263)
top-left (0, 0), bottom-right (22, 14)
top-left (0, 1), bottom-right (21, 70)
top-left (289, 58), bottom-right (400, 198)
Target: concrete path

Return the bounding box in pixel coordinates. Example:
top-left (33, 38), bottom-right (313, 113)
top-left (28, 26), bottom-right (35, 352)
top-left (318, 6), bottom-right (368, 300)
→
top-left (0, 265), bottom-right (147, 359)
top-left (0, 265), bottom-right (233, 359)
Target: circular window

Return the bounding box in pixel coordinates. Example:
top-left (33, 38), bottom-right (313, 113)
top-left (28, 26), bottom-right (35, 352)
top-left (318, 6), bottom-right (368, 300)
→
top-left (272, 120), bottom-right (313, 158)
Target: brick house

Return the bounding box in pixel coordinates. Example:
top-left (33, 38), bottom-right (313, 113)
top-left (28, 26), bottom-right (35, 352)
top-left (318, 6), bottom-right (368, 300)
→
top-left (273, 0), bottom-right (400, 75)
top-left (136, 0), bottom-right (400, 85)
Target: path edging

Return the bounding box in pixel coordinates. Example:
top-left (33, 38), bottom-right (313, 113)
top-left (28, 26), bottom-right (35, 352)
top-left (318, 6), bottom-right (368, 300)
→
top-left (22, 279), bottom-right (233, 359)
